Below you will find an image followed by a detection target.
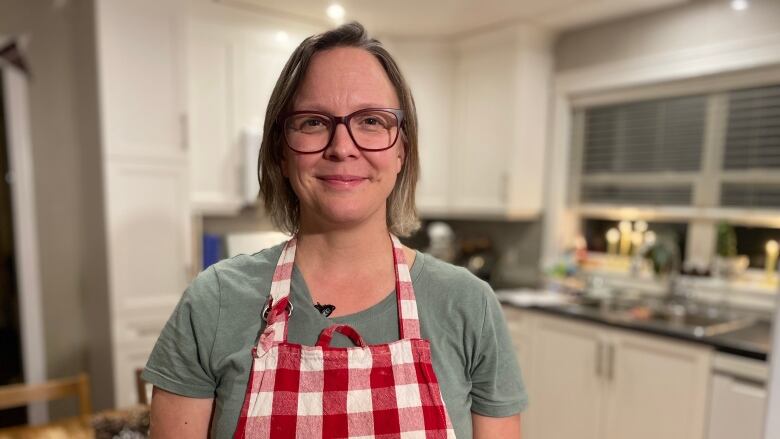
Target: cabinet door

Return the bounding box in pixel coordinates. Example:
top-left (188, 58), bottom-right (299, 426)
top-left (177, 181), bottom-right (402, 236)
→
top-left (390, 43), bottom-right (454, 214)
top-left (97, 0), bottom-right (185, 161)
top-left (605, 330), bottom-right (712, 439)
top-left (105, 161), bottom-right (191, 313)
top-left (449, 45), bottom-right (513, 214)
top-left (502, 307), bottom-right (534, 439)
top-left (707, 373), bottom-right (766, 439)
top-left (528, 315), bottom-right (606, 439)
top-left (186, 21), bottom-right (242, 213)
top-left (186, 20), bottom-right (291, 214)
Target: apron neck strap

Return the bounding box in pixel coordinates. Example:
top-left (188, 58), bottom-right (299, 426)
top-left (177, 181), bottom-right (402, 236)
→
top-left (261, 236), bottom-right (297, 346)
top-left (390, 234), bottom-right (421, 339)
top-left (263, 233), bottom-right (421, 344)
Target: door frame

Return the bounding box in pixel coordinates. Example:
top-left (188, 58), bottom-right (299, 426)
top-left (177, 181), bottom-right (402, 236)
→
top-left (1, 51), bottom-right (48, 423)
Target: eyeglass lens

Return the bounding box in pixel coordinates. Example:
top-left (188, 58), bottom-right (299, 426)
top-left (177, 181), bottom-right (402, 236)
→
top-left (284, 110), bottom-right (399, 152)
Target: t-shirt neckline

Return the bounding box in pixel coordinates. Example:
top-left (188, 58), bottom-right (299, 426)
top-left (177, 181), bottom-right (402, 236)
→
top-left (289, 249), bottom-right (426, 325)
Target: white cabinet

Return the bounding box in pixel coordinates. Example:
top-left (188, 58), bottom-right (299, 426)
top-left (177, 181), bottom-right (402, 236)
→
top-left (605, 328), bottom-right (711, 439)
top-left (185, 16), bottom-right (293, 215)
top-left (502, 307), bottom-right (536, 439)
top-left (392, 27), bottom-right (550, 218)
top-left (104, 161), bottom-right (191, 312)
top-left (447, 28), bottom-right (549, 218)
top-left (526, 313), bottom-right (607, 439)
top-left (186, 25), bottom-right (239, 213)
top-left (95, 0), bottom-right (190, 407)
top-left (449, 43), bottom-right (515, 214)
top-left (97, 0), bottom-right (185, 162)
top-left (503, 309), bottom-right (713, 439)
top-left (387, 41), bottom-right (453, 214)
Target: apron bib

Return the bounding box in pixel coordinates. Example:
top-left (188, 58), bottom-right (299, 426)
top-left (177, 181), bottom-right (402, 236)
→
top-left (234, 234), bottom-right (456, 438)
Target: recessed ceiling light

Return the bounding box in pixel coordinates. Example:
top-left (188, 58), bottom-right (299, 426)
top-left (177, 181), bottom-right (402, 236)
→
top-left (730, 0), bottom-right (749, 11)
top-left (326, 4), bottom-right (345, 21)
top-left (275, 31), bottom-right (289, 44)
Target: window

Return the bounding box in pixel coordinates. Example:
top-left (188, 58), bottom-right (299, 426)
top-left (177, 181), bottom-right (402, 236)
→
top-left (573, 82), bottom-right (780, 211)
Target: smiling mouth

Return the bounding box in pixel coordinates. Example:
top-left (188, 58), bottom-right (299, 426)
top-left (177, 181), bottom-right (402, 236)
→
top-left (317, 175), bottom-right (368, 188)
top-left (317, 175), bottom-right (367, 182)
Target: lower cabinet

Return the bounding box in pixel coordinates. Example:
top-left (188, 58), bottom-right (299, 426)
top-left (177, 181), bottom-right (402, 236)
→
top-left (527, 313), bottom-right (606, 439)
top-left (503, 307), bottom-right (712, 439)
top-left (604, 328), bottom-right (711, 439)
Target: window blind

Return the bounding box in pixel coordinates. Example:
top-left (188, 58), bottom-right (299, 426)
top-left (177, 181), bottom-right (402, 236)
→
top-left (583, 95), bottom-right (706, 174)
top-left (720, 183), bottom-right (780, 209)
top-left (723, 84), bottom-right (780, 169)
top-left (581, 184), bottom-right (692, 206)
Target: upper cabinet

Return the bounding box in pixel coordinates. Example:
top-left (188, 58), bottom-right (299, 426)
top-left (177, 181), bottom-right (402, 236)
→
top-left (392, 26), bottom-right (551, 219)
top-left (185, 12), bottom-right (309, 215)
top-left (97, 0), bottom-right (186, 162)
top-left (450, 41), bottom-right (515, 214)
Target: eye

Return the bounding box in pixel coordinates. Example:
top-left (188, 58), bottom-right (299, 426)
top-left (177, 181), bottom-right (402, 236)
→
top-left (354, 112), bottom-right (393, 130)
top-left (288, 114), bottom-right (330, 133)
top-left (303, 118), bottom-right (324, 127)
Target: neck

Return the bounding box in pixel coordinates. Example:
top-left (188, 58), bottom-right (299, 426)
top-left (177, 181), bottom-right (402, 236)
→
top-left (295, 217), bottom-right (393, 272)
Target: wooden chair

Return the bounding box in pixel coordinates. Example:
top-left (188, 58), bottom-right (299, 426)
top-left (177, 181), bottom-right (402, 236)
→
top-left (134, 368), bottom-right (150, 405)
top-left (0, 373), bottom-right (92, 416)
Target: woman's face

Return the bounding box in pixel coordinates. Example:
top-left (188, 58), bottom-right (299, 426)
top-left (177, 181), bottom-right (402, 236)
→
top-left (282, 47), bottom-right (404, 231)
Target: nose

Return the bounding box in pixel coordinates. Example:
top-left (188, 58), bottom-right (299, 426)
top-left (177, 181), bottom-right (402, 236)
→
top-left (324, 122), bottom-right (359, 160)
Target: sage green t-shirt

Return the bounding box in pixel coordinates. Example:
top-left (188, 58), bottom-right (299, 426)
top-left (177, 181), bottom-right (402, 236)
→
top-left (142, 243), bottom-right (528, 438)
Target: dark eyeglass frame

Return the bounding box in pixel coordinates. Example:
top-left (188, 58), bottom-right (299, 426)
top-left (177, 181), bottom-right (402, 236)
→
top-left (279, 108), bottom-right (405, 154)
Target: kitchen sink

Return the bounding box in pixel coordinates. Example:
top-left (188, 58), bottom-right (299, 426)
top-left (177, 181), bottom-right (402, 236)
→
top-left (561, 297), bottom-right (755, 338)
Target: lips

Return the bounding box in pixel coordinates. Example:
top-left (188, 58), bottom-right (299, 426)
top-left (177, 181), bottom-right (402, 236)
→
top-left (316, 174), bottom-right (368, 189)
top-left (318, 175), bottom-right (366, 182)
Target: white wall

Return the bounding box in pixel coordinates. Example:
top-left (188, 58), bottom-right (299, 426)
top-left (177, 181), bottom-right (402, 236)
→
top-left (0, 0), bottom-right (101, 415)
top-left (556, 0), bottom-right (780, 73)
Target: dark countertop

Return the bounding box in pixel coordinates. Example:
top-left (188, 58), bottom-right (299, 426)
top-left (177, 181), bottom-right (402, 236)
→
top-left (500, 300), bottom-right (772, 361)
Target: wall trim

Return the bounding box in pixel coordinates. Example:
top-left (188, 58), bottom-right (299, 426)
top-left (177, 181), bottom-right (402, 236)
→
top-left (2, 67), bottom-right (48, 423)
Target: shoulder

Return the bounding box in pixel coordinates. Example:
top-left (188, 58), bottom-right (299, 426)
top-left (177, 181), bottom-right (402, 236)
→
top-left (413, 252), bottom-right (493, 313)
top-left (185, 242), bottom-right (285, 308)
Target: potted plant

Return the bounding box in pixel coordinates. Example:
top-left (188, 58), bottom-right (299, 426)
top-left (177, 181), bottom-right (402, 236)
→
top-left (712, 222), bottom-right (748, 279)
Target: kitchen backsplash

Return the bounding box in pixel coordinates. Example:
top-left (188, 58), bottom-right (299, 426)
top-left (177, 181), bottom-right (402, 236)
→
top-left (203, 205), bottom-right (543, 289)
top-left (403, 218), bottom-right (543, 289)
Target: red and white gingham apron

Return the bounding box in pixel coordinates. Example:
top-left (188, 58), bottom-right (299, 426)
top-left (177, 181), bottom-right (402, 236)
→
top-left (234, 234), bottom-right (456, 438)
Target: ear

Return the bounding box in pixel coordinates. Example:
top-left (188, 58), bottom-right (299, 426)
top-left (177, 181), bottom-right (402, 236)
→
top-left (395, 141), bottom-right (405, 174)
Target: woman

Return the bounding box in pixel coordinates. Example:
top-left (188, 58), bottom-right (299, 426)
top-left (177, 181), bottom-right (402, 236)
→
top-left (143, 22), bottom-right (527, 438)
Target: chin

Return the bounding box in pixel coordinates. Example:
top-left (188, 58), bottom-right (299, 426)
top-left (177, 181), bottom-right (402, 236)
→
top-left (313, 202), bottom-right (385, 228)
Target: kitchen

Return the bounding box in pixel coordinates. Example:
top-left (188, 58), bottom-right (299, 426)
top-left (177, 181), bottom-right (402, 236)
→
top-left (0, 0), bottom-right (779, 438)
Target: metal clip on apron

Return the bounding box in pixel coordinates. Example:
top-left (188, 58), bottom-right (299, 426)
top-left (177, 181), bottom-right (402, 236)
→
top-left (235, 234), bottom-right (456, 438)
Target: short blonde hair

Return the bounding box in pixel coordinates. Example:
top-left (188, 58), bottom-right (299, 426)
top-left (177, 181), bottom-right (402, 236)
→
top-left (258, 22), bottom-right (420, 237)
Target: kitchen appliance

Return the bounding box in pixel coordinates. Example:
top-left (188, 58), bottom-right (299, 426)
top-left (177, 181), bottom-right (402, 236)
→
top-left (707, 352), bottom-right (768, 439)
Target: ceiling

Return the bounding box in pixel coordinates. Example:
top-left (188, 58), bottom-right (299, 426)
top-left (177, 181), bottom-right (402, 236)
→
top-left (217, 0), bottom-right (690, 37)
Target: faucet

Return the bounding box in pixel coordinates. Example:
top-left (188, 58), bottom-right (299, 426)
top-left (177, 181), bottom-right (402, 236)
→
top-left (643, 234), bottom-right (690, 310)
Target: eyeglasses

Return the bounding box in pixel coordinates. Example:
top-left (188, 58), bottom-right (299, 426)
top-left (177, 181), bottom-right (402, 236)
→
top-left (280, 108), bottom-right (404, 154)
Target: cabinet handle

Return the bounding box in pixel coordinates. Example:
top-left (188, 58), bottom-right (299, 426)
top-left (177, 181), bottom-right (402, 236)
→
top-left (180, 113), bottom-right (189, 151)
top-left (595, 341), bottom-right (603, 378)
top-left (606, 344), bottom-right (615, 381)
